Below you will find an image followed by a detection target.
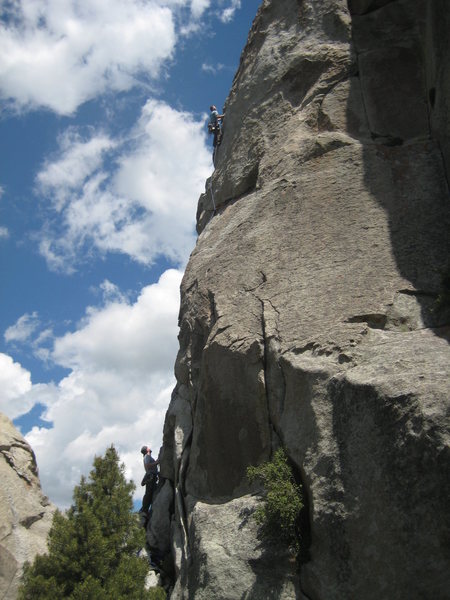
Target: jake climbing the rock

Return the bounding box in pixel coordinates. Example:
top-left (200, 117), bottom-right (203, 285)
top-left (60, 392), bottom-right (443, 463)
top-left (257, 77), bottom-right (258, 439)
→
top-left (139, 445), bottom-right (159, 519)
top-left (208, 104), bottom-right (224, 151)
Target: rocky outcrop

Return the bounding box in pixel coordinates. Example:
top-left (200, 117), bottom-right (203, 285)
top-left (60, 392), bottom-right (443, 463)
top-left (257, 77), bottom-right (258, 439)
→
top-left (0, 414), bottom-right (54, 600)
top-left (152, 1), bottom-right (450, 598)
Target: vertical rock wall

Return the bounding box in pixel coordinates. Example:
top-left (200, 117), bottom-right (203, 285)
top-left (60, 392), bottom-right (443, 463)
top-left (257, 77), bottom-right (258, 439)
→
top-left (152, 1), bottom-right (450, 598)
top-left (0, 414), bottom-right (54, 600)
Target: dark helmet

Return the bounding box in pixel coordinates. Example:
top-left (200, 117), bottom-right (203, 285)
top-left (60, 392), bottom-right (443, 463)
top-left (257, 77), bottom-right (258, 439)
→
top-left (210, 105), bottom-right (216, 111)
top-left (140, 446), bottom-right (148, 455)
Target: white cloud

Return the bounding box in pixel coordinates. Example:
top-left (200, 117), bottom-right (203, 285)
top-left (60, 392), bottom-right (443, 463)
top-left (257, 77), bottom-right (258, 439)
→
top-left (4, 312), bottom-right (40, 343)
top-left (220, 0), bottom-right (241, 23)
top-left (17, 268), bottom-right (184, 507)
top-left (0, 353), bottom-right (33, 418)
top-left (32, 329), bottom-right (54, 363)
top-left (4, 314), bottom-right (56, 364)
top-left (53, 269), bottom-right (181, 374)
top-left (0, 0), bottom-right (238, 513)
top-left (0, 0), bottom-right (238, 115)
top-left (97, 279), bottom-right (128, 304)
top-left (37, 100), bottom-right (212, 272)
top-left (201, 62), bottom-right (226, 74)
top-left (36, 130), bottom-right (116, 211)
top-left (191, 0), bottom-right (210, 19)
top-left (0, 0), bottom-right (177, 115)
top-left (0, 270), bottom-right (181, 506)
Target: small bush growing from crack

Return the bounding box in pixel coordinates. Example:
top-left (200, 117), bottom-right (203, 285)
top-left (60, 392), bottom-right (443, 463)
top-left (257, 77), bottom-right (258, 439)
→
top-left (247, 448), bottom-right (303, 556)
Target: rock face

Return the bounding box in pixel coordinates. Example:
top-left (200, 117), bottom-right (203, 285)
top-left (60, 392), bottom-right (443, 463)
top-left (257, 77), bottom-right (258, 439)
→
top-left (0, 414), bottom-right (54, 600)
top-left (152, 1), bottom-right (450, 598)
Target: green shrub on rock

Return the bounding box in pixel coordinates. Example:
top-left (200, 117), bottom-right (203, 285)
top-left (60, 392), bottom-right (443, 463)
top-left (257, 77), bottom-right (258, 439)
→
top-left (148, 586), bottom-right (167, 600)
top-left (247, 448), bottom-right (303, 555)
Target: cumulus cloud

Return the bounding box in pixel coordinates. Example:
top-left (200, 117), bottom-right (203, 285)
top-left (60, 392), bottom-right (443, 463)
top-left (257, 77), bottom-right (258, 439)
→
top-left (0, 0), bottom-right (247, 512)
top-left (201, 62), bottom-right (226, 74)
top-left (53, 269), bottom-right (181, 374)
top-left (37, 100), bottom-right (212, 272)
top-left (0, 0), bottom-right (243, 115)
top-left (0, 353), bottom-right (33, 418)
top-left (4, 269), bottom-right (185, 507)
top-left (191, 0), bottom-right (211, 19)
top-left (220, 0), bottom-right (241, 23)
top-left (4, 312), bottom-right (40, 343)
top-left (0, 0), bottom-right (177, 114)
top-left (36, 130), bottom-right (116, 211)
top-left (96, 279), bottom-right (129, 304)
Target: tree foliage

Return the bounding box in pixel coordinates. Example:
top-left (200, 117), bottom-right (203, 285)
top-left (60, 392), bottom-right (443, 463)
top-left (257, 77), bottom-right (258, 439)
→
top-left (19, 445), bottom-right (160, 600)
top-left (247, 448), bottom-right (303, 555)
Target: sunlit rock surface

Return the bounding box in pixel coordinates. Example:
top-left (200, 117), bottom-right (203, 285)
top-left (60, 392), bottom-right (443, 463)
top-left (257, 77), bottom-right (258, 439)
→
top-left (153, 0), bottom-right (450, 598)
top-left (0, 413), bottom-right (54, 600)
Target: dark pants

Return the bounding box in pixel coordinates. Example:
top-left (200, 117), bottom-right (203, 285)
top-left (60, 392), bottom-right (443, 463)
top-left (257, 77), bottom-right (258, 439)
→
top-left (213, 125), bottom-right (222, 147)
top-left (141, 474), bottom-right (157, 513)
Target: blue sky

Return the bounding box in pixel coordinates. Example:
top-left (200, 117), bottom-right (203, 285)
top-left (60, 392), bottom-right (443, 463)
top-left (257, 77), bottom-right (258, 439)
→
top-left (0, 0), bottom-right (261, 506)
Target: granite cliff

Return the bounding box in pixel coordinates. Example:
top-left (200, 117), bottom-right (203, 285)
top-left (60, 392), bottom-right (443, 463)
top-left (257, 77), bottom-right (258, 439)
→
top-left (151, 1), bottom-right (450, 598)
top-left (0, 413), bottom-right (54, 600)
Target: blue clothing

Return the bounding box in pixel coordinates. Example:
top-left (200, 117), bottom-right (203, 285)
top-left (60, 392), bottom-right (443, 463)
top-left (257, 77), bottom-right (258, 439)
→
top-left (209, 110), bottom-right (220, 126)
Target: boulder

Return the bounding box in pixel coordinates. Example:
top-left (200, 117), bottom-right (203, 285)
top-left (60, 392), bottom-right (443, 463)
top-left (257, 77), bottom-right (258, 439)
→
top-left (170, 495), bottom-right (302, 600)
top-left (0, 413), bottom-right (54, 600)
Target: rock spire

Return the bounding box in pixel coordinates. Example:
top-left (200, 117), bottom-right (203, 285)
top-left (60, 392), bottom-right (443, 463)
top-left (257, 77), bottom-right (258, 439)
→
top-left (152, 1), bottom-right (450, 598)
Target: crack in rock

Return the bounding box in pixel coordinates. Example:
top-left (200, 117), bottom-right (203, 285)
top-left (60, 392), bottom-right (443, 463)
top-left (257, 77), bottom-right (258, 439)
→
top-left (20, 513), bottom-right (45, 529)
top-left (0, 450), bottom-right (33, 485)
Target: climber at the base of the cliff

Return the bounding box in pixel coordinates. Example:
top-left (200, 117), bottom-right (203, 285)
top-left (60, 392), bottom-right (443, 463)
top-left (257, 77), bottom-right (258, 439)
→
top-left (139, 445), bottom-right (159, 515)
top-left (208, 105), bottom-right (224, 148)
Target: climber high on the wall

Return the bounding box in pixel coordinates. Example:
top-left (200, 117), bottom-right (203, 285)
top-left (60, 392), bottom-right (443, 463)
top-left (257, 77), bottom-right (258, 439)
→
top-left (208, 105), bottom-right (224, 163)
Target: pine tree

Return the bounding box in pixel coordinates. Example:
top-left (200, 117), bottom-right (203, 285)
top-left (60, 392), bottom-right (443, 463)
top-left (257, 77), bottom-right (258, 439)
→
top-left (19, 445), bottom-right (162, 600)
